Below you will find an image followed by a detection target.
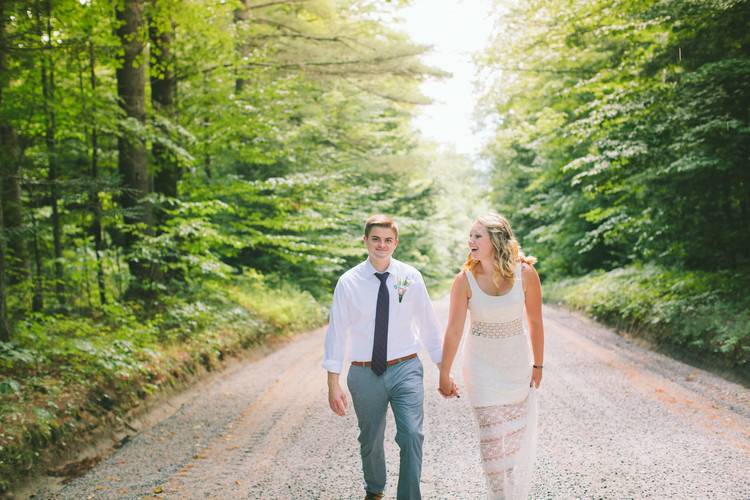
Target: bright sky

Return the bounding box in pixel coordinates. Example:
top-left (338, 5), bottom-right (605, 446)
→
top-left (398, 0), bottom-right (496, 159)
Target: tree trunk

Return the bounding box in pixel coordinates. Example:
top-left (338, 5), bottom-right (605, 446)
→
top-left (150, 6), bottom-right (183, 284)
top-left (37, 0), bottom-right (65, 307)
top-left (0, 184), bottom-right (10, 341)
top-left (87, 41), bottom-right (106, 306)
top-left (234, 0), bottom-right (251, 93)
top-left (116, 0), bottom-right (153, 297)
top-left (0, 0), bottom-right (12, 340)
top-left (0, 126), bottom-right (26, 285)
top-left (28, 183), bottom-right (44, 312)
top-left (150, 8), bottom-right (179, 200)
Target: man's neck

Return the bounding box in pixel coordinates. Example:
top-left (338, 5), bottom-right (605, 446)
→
top-left (368, 256), bottom-right (391, 273)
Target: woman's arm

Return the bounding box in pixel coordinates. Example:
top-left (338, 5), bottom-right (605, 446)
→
top-left (439, 272), bottom-right (470, 397)
top-left (522, 263), bottom-right (544, 388)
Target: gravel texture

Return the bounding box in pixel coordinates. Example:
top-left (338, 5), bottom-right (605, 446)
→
top-left (26, 298), bottom-right (750, 499)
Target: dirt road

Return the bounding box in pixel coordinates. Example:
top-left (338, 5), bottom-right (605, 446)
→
top-left (31, 298), bottom-right (750, 499)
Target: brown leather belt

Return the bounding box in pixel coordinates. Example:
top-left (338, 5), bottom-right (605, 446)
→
top-left (351, 353), bottom-right (417, 368)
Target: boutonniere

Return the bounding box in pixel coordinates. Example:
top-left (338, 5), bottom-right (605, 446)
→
top-left (393, 275), bottom-right (413, 303)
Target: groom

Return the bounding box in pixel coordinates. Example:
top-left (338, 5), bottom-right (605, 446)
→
top-left (323, 214), bottom-right (443, 500)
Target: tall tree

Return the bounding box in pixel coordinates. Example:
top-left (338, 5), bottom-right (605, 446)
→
top-left (0, 186), bottom-right (9, 341)
top-left (85, 39), bottom-right (107, 305)
top-left (0, 0), bottom-right (12, 339)
top-left (116, 0), bottom-right (153, 295)
top-left (35, 0), bottom-right (66, 305)
top-left (150, 0), bottom-right (179, 200)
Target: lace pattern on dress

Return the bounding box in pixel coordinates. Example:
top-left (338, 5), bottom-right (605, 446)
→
top-left (471, 318), bottom-right (523, 339)
top-left (473, 392), bottom-right (537, 499)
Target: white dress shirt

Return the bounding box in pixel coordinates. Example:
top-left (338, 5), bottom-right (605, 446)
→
top-left (323, 257), bottom-right (443, 374)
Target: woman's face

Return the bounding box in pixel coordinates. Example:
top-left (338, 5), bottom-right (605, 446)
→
top-left (468, 222), bottom-right (493, 261)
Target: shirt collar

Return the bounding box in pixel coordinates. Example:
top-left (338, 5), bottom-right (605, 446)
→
top-left (363, 257), bottom-right (397, 278)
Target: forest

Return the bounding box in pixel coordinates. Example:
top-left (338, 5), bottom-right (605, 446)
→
top-left (0, 0), bottom-right (477, 487)
top-left (479, 0), bottom-right (749, 374)
top-left (1, 0), bottom-right (748, 491)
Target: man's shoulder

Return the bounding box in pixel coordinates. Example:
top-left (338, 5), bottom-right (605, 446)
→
top-left (391, 259), bottom-right (423, 280)
top-left (338, 261), bottom-right (367, 284)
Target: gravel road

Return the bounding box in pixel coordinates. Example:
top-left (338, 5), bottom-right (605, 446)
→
top-left (27, 297), bottom-right (750, 499)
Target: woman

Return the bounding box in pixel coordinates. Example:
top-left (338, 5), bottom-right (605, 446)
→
top-left (439, 213), bottom-right (544, 499)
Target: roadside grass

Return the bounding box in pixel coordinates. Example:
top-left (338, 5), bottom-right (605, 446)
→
top-left (0, 275), bottom-right (326, 493)
top-left (545, 264), bottom-right (750, 381)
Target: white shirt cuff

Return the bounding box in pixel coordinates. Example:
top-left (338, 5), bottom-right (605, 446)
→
top-left (322, 359), bottom-right (343, 374)
top-left (427, 347), bottom-right (443, 366)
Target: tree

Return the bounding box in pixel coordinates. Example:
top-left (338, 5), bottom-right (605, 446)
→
top-left (116, 0), bottom-right (153, 295)
top-left (478, 0), bottom-right (750, 277)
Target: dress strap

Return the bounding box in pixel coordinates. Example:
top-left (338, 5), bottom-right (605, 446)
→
top-left (515, 262), bottom-right (524, 295)
top-left (465, 270), bottom-right (479, 295)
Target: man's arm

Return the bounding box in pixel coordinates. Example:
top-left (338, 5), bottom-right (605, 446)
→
top-left (323, 279), bottom-right (350, 416)
top-left (327, 372), bottom-right (348, 416)
top-left (413, 271), bottom-right (443, 366)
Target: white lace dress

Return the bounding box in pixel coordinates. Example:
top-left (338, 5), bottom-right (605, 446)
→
top-left (462, 263), bottom-right (538, 500)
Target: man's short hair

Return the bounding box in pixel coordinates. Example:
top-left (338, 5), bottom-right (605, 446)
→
top-left (364, 214), bottom-right (399, 239)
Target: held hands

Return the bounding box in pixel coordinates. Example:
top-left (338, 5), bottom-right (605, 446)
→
top-left (438, 373), bottom-right (460, 399)
top-left (530, 365), bottom-right (543, 389)
top-left (328, 383), bottom-right (348, 416)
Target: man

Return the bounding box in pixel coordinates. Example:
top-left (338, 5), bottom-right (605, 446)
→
top-left (323, 214), bottom-right (444, 500)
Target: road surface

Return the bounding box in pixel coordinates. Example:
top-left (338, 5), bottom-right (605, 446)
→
top-left (28, 298), bottom-right (750, 499)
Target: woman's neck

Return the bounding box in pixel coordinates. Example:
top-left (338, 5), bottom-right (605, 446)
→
top-left (475, 259), bottom-right (493, 276)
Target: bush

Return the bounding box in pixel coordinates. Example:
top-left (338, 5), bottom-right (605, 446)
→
top-left (545, 264), bottom-right (750, 369)
top-left (0, 273), bottom-right (326, 492)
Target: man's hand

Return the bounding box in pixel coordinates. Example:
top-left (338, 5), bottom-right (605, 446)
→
top-left (327, 372), bottom-right (348, 416)
top-left (438, 373), bottom-right (460, 399)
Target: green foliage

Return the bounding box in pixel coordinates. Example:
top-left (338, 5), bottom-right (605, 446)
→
top-left (546, 265), bottom-right (750, 369)
top-left (479, 0), bottom-right (750, 277)
top-left (0, 0), bottom-right (479, 491)
top-left (0, 274), bottom-right (323, 491)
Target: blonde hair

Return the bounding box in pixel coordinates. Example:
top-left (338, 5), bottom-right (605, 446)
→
top-left (364, 214), bottom-right (399, 239)
top-left (463, 213), bottom-right (537, 287)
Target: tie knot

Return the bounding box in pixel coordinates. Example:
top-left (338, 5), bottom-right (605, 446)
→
top-left (375, 272), bottom-right (389, 283)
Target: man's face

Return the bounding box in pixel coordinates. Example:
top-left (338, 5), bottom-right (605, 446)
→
top-left (364, 226), bottom-right (398, 261)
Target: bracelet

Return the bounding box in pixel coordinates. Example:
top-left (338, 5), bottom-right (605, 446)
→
top-left (533, 364), bottom-right (543, 369)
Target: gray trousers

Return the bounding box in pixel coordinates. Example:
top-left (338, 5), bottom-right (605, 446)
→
top-left (347, 356), bottom-right (424, 500)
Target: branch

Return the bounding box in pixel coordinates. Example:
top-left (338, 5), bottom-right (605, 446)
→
top-left (249, 18), bottom-right (377, 51)
top-left (246, 0), bottom-right (309, 10)
top-left (248, 33), bottom-right (359, 51)
top-left (494, 65), bottom-right (597, 76)
top-left (278, 50), bottom-right (425, 68)
top-left (178, 50), bottom-right (426, 81)
top-left (344, 78), bottom-right (429, 106)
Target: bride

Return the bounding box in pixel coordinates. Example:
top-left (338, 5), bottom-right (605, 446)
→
top-left (439, 213), bottom-right (544, 499)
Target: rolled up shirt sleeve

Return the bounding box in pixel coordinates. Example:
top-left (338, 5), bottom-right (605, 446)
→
top-left (323, 278), bottom-right (350, 374)
top-left (413, 272), bottom-right (443, 365)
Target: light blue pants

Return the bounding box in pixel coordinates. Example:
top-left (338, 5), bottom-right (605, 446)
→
top-left (347, 357), bottom-right (424, 500)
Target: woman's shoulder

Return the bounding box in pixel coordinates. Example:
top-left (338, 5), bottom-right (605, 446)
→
top-left (520, 261), bottom-right (538, 278)
top-left (452, 270), bottom-right (472, 298)
top-left (519, 260), bottom-right (541, 293)
top-left (520, 261), bottom-right (535, 272)
top-left (455, 269), bottom-right (471, 282)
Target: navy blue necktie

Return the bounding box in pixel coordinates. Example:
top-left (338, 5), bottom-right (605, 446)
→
top-left (371, 272), bottom-right (390, 376)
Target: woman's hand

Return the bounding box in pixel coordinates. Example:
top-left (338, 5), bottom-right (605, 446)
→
top-left (438, 373), bottom-right (460, 398)
top-left (530, 366), bottom-right (543, 388)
